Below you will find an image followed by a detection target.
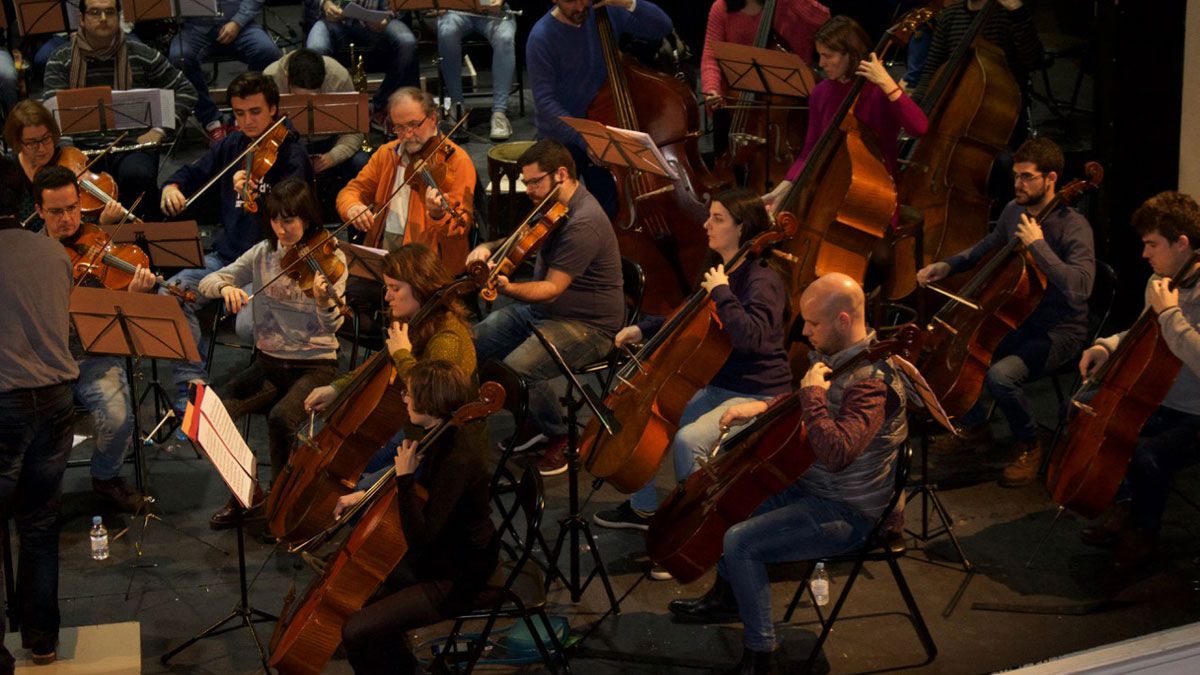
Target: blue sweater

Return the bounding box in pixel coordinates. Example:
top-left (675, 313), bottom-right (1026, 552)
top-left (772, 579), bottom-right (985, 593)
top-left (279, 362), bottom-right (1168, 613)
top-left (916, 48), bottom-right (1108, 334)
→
top-left (164, 125), bottom-right (312, 263)
top-left (188, 0), bottom-right (264, 29)
top-left (527, 1), bottom-right (672, 152)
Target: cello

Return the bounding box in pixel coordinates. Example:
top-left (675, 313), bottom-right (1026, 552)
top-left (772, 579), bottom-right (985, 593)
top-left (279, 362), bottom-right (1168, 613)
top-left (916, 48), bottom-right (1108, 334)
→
top-left (268, 382), bottom-right (505, 675)
top-left (897, 0), bottom-right (1021, 290)
top-left (588, 5), bottom-right (731, 316)
top-left (579, 222), bottom-right (794, 494)
top-left (916, 162), bottom-right (1102, 419)
top-left (1047, 256), bottom-right (1200, 519)
top-left (647, 325), bottom-right (920, 583)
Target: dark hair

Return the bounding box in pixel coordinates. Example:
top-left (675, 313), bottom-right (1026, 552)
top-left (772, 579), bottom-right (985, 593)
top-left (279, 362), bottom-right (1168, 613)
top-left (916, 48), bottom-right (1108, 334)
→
top-left (814, 16), bottom-right (871, 69)
top-left (387, 86), bottom-right (438, 117)
top-left (4, 99), bottom-right (60, 151)
top-left (0, 156), bottom-right (22, 219)
top-left (286, 48), bottom-right (326, 91)
top-left (79, 0), bottom-right (121, 15)
top-left (1012, 137), bottom-right (1065, 177)
top-left (262, 177), bottom-right (325, 249)
top-left (228, 71), bottom-right (280, 110)
top-left (32, 165), bottom-right (79, 206)
top-left (716, 187), bottom-right (772, 245)
top-left (518, 139), bottom-right (577, 180)
top-left (381, 244), bottom-right (468, 351)
top-left (1132, 191), bottom-right (1200, 250)
top-left (405, 359), bottom-right (470, 420)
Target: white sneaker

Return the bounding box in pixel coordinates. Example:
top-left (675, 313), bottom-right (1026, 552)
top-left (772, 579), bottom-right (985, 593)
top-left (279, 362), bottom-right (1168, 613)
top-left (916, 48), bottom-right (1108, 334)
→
top-left (490, 111), bottom-right (513, 141)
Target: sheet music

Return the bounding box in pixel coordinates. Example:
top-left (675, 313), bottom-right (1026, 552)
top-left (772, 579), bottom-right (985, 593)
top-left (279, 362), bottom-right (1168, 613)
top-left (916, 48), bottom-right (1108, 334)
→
top-left (179, 0), bottom-right (220, 17)
top-left (603, 125), bottom-right (680, 180)
top-left (892, 354), bottom-right (959, 436)
top-left (183, 384), bottom-right (258, 508)
top-left (342, 2), bottom-right (392, 23)
top-left (111, 88), bottom-right (175, 130)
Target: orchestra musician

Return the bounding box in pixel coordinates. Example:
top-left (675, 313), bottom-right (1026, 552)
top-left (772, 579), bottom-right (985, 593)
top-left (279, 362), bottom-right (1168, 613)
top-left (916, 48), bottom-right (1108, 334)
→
top-left (668, 272), bottom-right (907, 675)
top-left (916, 137), bottom-right (1095, 487)
top-left (195, 177), bottom-right (346, 529)
top-left (466, 139), bottom-right (624, 476)
top-left (1076, 192), bottom-right (1200, 571)
top-left (336, 359), bottom-right (499, 675)
top-left (159, 71), bottom-right (313, 409)
top-left (592, 190), bottom-right (793, 563)
top-left (435, 0), bottom-right (517, 140)
top-left (0, 48), bottom-right (18, 114)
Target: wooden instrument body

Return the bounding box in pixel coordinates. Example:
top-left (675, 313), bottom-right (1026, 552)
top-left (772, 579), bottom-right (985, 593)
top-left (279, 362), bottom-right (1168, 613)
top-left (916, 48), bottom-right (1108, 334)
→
top-left (66, 223), bottom-right (150, 291)
top-left (717, 95), bottom-right (808, 190)
top-left (480, 202), bottom-right (569, 302)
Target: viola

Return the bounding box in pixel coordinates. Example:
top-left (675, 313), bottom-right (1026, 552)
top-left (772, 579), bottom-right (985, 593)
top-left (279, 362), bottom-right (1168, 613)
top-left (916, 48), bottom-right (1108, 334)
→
top-left (58, 146), bottom-right (120, 216)
top-left (1046, 254), bottom-right (1200, 518)
top-left (267, 382), bottom-right (505, 675)
top-left (915, 162), bottom-right (1103, 419)
top-left (240, 122), bottom-right (290, 213)
top-left (281, 230), bottom-right (350, 314)
top-left (647, 325), bottom-right (921, 582)
top-left (580, 221), bottom-right (795, 493)
top-left (363, 131), bottom-right (462, 249)
top-left (63, 222), bottom-right (197, 302)
top-left (478, 191), bottom-right (569, 302)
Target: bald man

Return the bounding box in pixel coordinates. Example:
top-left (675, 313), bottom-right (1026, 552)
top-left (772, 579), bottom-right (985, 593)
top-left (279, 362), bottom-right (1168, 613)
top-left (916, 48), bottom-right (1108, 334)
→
top-left (669, 273), bottom-right (909, 674)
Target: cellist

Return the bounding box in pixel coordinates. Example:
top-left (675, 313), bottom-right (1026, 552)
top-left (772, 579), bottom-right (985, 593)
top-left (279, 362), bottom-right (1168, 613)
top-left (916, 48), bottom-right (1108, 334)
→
top-left (1075, 192), bottom-right (1200, 571)
top-left (916, 137), bottom-right (1095, 486)
top-left (668, 272), bottom-right (907, 675)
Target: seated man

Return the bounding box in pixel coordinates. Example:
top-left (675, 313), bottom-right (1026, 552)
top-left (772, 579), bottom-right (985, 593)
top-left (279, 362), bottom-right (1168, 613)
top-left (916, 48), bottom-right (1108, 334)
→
top-left (169, 0), bottom-right (282, 145)
top-left (668, 273), bottom-right (908, 675)
top-left (0, 48), bottom-right (17, 114)
top-left (306, 0), bottom-right (418, 123)
top-left (44, 0), bottom-right (198, 221)
top-left (264, 47), bottom-right (370, 184)
top-left (466, 139), bottom-right (624, 475)
top-left (916, 137), bottom-right (1095, 486)
top-left (436, 0), bottom-right (516, 140)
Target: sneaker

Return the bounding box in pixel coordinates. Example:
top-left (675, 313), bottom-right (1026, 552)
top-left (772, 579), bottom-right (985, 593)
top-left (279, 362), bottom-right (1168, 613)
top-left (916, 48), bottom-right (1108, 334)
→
top-left (489, 111), bottom-right (513, 141)
top-left (536, 435), bottom-right (568, 476)
top-left (92, 476), bottom-right (146, 513)
top-left (592, 501), bottom-right (652, 531)
top-left (505, 417), bottom-right (548, 453)
top-left (998, 439), bottom-right (1043, 488)
top-left (205, 121), bottom-right (228, 146)
top-left (649, 564), bottom-right (674, 581)
top-left (927, 422), bottom-right (992, 455)
top-left (30, 650), bottom-right (57, 665)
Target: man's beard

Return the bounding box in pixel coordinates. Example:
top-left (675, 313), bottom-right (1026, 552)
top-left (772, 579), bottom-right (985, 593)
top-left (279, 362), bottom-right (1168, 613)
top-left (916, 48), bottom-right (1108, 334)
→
top-left (1016, 186), bottom-right (1048, 207)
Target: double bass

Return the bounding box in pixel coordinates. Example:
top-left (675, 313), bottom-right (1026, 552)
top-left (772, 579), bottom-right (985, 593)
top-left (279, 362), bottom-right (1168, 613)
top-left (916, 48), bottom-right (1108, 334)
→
top-left (588, 5), bottom-right (730, 316)
top-left (1047, 256), bottom-right (1200, 518)
top-left (647, 325), bottom-right (920, 583)
top-left (916, 162), bottom-right (1103, 419)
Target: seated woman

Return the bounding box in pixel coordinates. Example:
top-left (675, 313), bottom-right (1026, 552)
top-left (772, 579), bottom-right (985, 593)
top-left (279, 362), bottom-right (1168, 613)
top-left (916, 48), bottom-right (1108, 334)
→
top-left (336, 359), bottom-right (498, 675)
top-left (197, 176), bottom-right (347, 529)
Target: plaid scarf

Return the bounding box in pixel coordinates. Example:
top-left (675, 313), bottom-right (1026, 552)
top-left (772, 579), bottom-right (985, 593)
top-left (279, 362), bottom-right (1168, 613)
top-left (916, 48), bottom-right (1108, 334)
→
top-left (68, 28), bottom-right (132, 90)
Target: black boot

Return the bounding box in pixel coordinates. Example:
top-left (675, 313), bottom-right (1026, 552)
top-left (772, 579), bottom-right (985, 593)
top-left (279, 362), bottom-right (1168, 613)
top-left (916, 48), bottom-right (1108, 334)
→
top-left (668, 575), bottom-right (740, 624)
top-left (723, 647), bottom-right (777, 675)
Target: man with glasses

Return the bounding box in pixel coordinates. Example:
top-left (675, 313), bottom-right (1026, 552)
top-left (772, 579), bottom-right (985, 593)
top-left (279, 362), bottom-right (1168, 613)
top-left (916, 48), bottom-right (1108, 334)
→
top-left (916, 137), bottom-right (1096, 486)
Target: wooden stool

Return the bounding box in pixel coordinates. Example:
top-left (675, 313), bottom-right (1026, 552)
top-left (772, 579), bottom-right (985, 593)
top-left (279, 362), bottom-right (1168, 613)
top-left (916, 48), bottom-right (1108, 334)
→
top-left (486, 140), bottom-right (535, 240)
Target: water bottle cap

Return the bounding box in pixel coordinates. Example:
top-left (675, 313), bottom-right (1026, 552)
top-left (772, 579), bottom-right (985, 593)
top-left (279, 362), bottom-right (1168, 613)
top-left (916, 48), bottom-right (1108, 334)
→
top-left (92, 516), bottom-right (102, 525)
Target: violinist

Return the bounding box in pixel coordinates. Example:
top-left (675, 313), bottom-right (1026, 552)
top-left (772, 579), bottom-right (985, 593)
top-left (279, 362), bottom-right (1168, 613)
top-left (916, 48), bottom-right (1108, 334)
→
top-left (1075, 192), bottom-right (1200, 571)
top-left (34, 165), bottom-right (157, 513)
top-left (466, 139), bottom-right (624, 476)
top-left (195, 177), bottom-right (345, 529)
top-left (916, 137), bottom-right (1095, 486)
top-left (159, 71), bottom-right (312, 407)
top-left (336, 86), bottom-right (476, 268)
top-left (593, 189), bottom-right (792, 552)
top-left (669, 273), bottom-right (907, 675)
top-left (761, 15), bottom-right (928, 211)
top-left (337, 359), bottom-right (498, 675)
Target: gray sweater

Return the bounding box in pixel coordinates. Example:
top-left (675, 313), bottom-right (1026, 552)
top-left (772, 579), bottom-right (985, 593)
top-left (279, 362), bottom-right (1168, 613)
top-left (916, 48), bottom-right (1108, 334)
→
top-left (198, 239), bottom-right (346, 361)
top-left (264, 52), bottom-right (364, 168)
top-left (0, 228), bottom-right (79, 391)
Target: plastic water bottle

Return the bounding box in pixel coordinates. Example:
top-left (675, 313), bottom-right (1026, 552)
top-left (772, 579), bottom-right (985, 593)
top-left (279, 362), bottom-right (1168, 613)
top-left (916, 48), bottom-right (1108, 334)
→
top-left (90, 516), bottom-right (109, 561)
top-left (811, 562), bottom-right (830, 606)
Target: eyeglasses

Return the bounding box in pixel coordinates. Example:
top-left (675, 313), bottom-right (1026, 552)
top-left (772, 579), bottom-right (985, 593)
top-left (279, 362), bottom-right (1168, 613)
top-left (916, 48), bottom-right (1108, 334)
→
top-left (1012, 171), bottom-right (1044, 184)
top-left (42, 202), bottom-right (81, 219)
top-left (84, 8), bottom-right (118, 18)
top-left (21, 134), bottom-right (54, 149)
top-left (391, 114), bottom-right (429, 135)
top-left (524, 172), bottom-right (551, 188)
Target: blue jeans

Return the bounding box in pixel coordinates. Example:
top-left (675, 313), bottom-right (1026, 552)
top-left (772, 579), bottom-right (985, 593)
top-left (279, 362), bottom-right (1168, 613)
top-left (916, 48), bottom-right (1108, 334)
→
top-left (307, 18), bottom-right (416, 110)
top-left (1114, 407), bottom-right (1200, 532)
top-left (162, 252), bottom-right (237, 391)
top-left (473, 304), bottom-right (612, 438)
top-left (75, 357), bottom-right (133, 481)
top-left (630, 386), bottom-right (771, 513)
top-left (717, 485), bottom-right (873, 652)
top-left (170, 23), bottom-right (281, 126)
top-left (437, 9), bottom-right (516, 112)
top-left (0, 49), bottom-right (17, 112)
top-left (0, 382), bottom-right (75, 661)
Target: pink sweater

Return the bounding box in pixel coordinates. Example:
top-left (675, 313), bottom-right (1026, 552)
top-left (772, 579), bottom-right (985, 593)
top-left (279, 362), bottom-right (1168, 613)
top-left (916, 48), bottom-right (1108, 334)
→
top-left (700, 0), bottom-right (831, 96)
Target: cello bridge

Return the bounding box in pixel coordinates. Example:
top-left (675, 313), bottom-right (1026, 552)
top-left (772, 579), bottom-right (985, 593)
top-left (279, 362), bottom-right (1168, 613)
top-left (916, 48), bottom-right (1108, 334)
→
top-left (729, 133), bottom-right (765, 146)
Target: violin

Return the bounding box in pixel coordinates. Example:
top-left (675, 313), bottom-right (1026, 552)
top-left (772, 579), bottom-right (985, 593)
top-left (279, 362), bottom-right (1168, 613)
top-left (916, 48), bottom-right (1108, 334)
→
top-left (479, 190), bottom-right (569, 302)
top-left (63, 223), bottom-right (197, 302)
top-left (241, 122), bottom-right (291, 213)
top-left (281, 230), bottom-right (349, 312)
top-left (363, 129), bottom-right (464, 248)
top-left (57, 146), bottom-right (120, 216)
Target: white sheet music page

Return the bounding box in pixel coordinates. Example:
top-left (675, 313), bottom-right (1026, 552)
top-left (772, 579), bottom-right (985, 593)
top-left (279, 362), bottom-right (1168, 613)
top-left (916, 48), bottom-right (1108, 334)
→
top-left (183, 384), bottom-right (258, 508)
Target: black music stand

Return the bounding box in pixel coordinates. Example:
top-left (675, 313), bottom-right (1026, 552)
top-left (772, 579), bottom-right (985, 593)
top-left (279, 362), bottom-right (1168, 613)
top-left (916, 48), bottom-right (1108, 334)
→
top-left (711, 41), bottom-right (815, 193)
top-left (527, 324), bottom-right (621, 614)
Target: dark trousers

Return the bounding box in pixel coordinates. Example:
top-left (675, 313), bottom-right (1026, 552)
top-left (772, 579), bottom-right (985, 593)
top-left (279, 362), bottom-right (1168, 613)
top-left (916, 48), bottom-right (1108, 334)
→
top-left (220, 354), bottom-right (337, 486)
top-left (342, 561), bottom-right (454, 675)
top-left (0, 382), bottom-right (75, 670)
top-left (99, 150), bottom-right (163, 222)
top-left (1118, 406), bottom-right (1200, 532)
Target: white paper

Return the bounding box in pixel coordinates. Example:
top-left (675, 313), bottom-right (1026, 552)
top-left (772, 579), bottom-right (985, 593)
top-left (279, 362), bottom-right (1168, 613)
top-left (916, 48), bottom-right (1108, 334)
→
top-left (604, 125), bottom-right (680, 180)
top-left (111, 88), bottom-right (176, 130)
top-left (342, 2), bottom-right (392, 23)
top-left (179, 0), bottom-right (221, 18)
top-left (186, 385), bottom-right (258, 508)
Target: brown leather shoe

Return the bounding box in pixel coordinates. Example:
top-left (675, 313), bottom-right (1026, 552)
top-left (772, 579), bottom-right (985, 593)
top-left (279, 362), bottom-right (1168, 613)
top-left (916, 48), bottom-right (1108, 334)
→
top-left (92, 475), bottom-right (146, 513)
top-left (998, 440), bottom-right (1043, 487)
top-left (1080, 501), bottom-right (1131, 547)
top-left (928, 423), bottom-right (992, 455)
top-left (209, 485), bottom-right (266, 530)
top-left (1112, 528), bottom-right (1158, 572)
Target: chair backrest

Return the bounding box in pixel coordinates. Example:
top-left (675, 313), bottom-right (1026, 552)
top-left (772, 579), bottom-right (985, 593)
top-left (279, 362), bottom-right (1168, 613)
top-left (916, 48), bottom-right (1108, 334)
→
top-left (620, 257), bottom-right (646, 327)
top-left (864, 440), bottom-right (914, 548)
top-left (491, 467), bottom-right (545, 590)
top-left (479, 359), bottom-right (528, 422)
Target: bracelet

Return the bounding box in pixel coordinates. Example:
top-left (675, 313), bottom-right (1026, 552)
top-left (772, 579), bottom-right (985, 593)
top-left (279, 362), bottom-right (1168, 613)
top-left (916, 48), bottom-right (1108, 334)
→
top-left (886, 85), bottom-right (902, 99)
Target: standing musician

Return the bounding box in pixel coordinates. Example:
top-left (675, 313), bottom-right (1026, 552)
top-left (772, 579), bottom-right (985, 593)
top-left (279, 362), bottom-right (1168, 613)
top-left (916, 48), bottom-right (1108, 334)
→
top-left (592, 190), bottom-right (792, 550)
top-left (336, 86), bottom-right (476, 267)
top-left (526, 0), bottom-right (674, 217)
top-left (34, 165), bottom-right (157, 513)
top-left (159, 72), bottom-right (313, 407)
top-left (466, 139), bottom-right (624, 476)
top-left (916, 137), bottom-right (1095, 486)
top-left (43, 0), bottom-right (199, 221)
top-left (195, 177), bottom-right (346, 529)
top-left (761, 15), bottom-right (928, 211)
top-left (337, 359), bottom-right (499, 675)
top-left (669, 272), bottom-right (907, 675)
top-left (1076, 192), bottom-right (1200, 570)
